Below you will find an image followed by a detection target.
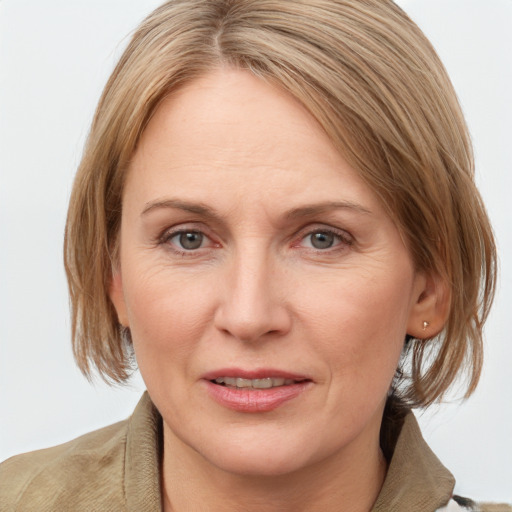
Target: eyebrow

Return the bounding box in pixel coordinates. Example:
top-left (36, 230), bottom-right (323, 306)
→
top-left (142, 199), bottom-right (216, 217)
top-left (141, 199), bottom-right (221, 220)
top-left (285, 201), bottom-right (372, 219)
top-left (141, 198), bottom-right (372, 220)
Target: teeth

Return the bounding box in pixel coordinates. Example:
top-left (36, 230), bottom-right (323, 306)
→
top-left (213, 377), bottom-right (295, 389)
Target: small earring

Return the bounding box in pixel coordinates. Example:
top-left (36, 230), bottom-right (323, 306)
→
top-left (422, 321), bottom-right (430, 331)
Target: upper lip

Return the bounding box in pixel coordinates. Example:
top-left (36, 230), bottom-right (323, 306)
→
top-left (202, 368), bottom-right (312, 382)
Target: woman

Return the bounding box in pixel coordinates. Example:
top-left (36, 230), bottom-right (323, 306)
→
top-left (0, 1), bottom-right (509, 510)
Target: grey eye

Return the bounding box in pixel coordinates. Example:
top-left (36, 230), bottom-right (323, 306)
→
top-left (309, 232), bottom-right (335, 249)
top-left (177, 232), bottom-right (204, 250)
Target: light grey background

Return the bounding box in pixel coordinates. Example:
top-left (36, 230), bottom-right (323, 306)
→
top-left (1, 0), bottom-right (511, 502)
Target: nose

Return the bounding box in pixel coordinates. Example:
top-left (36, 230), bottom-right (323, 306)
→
top-left (213, 245), bottom-right (292, 343)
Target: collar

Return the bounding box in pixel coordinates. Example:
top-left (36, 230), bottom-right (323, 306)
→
top-left (372, 411), bottom-right (455, 511)
top-left (124, 392), bottom-right (163, 511)
top-left (124, 393), bottom-right (454, 511)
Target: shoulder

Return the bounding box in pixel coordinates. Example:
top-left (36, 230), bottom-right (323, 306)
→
top-left (0, 419), bottom-right (128, 511)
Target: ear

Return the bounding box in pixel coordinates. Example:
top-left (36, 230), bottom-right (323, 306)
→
top-left (109, 271), bottom-right (129, 327)
top-left (406, 270), bottom-right (451, 339)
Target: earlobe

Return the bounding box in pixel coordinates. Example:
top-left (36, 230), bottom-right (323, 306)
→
top-left (406, 271), bottom-right (451, 339)
top-left (109, 271), bottom-right (129, 327)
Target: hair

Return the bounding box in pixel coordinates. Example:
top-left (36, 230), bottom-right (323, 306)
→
top-left (64, 0), bottom-right (496, 407)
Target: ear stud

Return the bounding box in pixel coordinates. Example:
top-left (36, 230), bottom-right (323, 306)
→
top-left (422, 321), bottom-right (430, 331)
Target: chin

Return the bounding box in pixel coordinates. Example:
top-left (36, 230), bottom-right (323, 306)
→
top-left (204, 442), bottom-right (312, 478)
top-left (186, 423), bottom-right (332, 478)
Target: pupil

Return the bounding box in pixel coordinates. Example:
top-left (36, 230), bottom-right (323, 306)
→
top-left (179, 232), bottom-right (203, 250)
top-left (311, 232), bottom-right (334, 249)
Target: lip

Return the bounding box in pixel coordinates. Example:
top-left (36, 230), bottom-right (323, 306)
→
top-left (202, 367), bottom-right (311, 381)
top-left (202, 367), bottom-right (313, 413)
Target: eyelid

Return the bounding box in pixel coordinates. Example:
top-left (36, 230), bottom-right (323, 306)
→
top-left (156, 222), bottom-right (353, 253)
top-left (158, 221), bottom-right (207, 239)
top-left (158, 223), bottom-right (219, 252)
top-left (294, 224), bottom-right (354, 249)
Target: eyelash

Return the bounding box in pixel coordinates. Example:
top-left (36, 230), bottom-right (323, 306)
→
top-left (158, 226), bottom-right (353, 256)
top-left (158, 228), bottom-right (215, 257)
top-left (297, 228), bottom-right (353, 252)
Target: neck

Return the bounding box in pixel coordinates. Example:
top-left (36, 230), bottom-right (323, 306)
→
top-left (161, 422), bottom-right (387, 512)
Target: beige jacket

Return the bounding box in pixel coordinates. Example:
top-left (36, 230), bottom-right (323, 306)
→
top-left (0, 393), bottom-right (510, 511)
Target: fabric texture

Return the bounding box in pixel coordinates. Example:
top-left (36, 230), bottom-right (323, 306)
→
top-left (0, 393), bottom-right (161, 512)
top-left (1, 392), bottom-right (510, 512)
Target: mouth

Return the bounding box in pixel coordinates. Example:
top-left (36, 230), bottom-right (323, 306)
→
top-left (211, 377), bottom-right (306, 389)
top-left (203, 369), bottom-right (313, 412)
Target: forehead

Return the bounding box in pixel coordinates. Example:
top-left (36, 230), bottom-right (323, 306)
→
top-left (125, 68), bottom-right (383, 218)
top-left (133, 69), bottom-right (337, 166)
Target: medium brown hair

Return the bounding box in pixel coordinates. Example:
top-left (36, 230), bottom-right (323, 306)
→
top-left (64, 0), bottom-right (496, 407)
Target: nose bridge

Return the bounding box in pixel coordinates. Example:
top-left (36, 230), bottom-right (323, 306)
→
top-left (215, 240), bottom-right (290, 342)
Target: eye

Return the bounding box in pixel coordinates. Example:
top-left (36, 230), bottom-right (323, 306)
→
top-left (158, 226), bottom-right (219, 257)
top-left (308, 232), bottom-right (336, 249)
top-left (300, 229), bottom-right (351, 251)
top-left (168, 230), bottom-right (209, 251)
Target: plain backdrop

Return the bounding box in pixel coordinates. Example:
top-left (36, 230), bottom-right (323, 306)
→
top-left (0, 0), bottom-right (511, 503)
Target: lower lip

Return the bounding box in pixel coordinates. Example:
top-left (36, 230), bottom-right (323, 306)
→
top-left (204, 380), bottom-right (311, 412)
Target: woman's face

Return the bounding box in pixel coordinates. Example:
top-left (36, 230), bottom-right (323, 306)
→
top-left (111, 69), bottom-right (430, 476)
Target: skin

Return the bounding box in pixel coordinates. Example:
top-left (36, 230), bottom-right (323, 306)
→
top-left (110, 68), bottom-right (447, 512)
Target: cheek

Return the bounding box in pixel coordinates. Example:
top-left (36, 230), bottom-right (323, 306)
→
top-left (121, 266), bottom-right (217, 372)
top-left (300, 267), bottom-right (412, 385)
